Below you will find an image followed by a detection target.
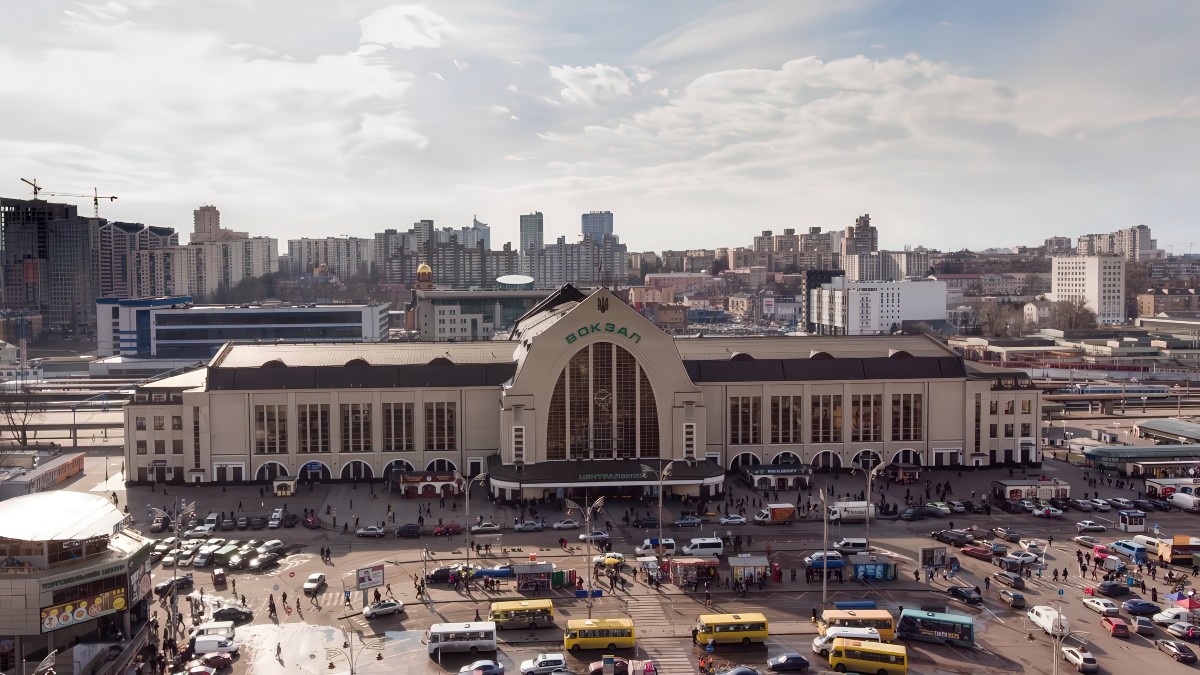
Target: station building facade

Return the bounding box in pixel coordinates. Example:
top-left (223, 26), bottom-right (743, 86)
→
top-left (123, 286), bottom-right (1043, 497)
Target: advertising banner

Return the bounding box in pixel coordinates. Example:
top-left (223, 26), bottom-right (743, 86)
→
top-left (356, 565), bottom-right (384, 590)
top-left (40, 588), bottom-right (127, 633)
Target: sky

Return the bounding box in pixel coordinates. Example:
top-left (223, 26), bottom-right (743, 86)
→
top-left (2, 1), bottom-right (1199, 253)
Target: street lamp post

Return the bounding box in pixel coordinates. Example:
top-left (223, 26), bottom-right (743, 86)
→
top-left (32, 648), bottom-right (58, 675)
top-left (464, 473), bottom-right (488, 566)
top-left (852, 460), bottom-right (890, 552)
top-left (640, 460), bottom-right (689, 555)
top-left (564, 496), bottom-right (605, 619)
top-left (326, 624), bottom-right (384, 674)
top-left (148, 499), bottom-right (194, 637)
top-left (818, 488), bottom-right (829, 613)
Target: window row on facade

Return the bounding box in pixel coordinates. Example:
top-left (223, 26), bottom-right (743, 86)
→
top-left (728, 393), bottom-right (926, 446)
top-left (251, 402), bottom-right (456, 454)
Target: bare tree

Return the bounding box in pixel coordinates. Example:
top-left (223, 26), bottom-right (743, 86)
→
top-left (1050, 298), bottom-right (1098, 330)
top-left (0, 388), bottom-right (44, 447)
top-left (970, 298), bottom-right (1026, 336)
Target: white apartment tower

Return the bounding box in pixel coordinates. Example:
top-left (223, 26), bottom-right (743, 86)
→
top-left (1050, 255), bottom-right (1126, 325)
top-left (519, 212), bottom-right (544, 278)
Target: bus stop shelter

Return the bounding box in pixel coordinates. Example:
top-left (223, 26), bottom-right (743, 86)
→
top-left (513, 561), bottom-right (555, 593)
top-left (728, 555), bottom-right (770, 583)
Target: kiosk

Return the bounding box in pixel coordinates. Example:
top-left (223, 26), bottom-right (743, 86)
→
top-left (1118, 509), bottom-right (1146, 533)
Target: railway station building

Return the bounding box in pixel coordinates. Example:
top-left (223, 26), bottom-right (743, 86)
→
top-left (123, 285), bottom-right (1044, 498)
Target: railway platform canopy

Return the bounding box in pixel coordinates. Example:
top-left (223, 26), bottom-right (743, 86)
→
top-left (1135, 418), bottom-right (1200, 445)
top-left (1083, 444), bottom-right (1200, 477)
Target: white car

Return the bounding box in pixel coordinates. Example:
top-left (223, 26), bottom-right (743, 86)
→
top-left (593, 552), bottom-right (626, 566)
top-left (1033, 507), bottom-right (1063, 518)
top-left (719, 514), bottom-right (747, 525)
top-left (948, 501), bottom-right (967, 513)
top-left (804, 551), bottom-right (843, 566)
top-left (518, 653), bottom-right (568, 675)
top-left (579, 531), bottom-right (609, 543)
top-left (356, 526), bottom-right (386, 538)
top-left (1108, 497), bottom-right (1134, 509)
top-left (362, 600), bottom-right (404, 618)
top-left (1010, 551), bottom-right (1040, 565)
top-left (1021, 540), bottom-right (1043, 555)
top-left (513, 521), bottom-right (543, 532)
top-left (552, 519), bottom-right (580, 530)
top-left (268, 508), bottom-right (284, 529)
top-left (1061, 646), bottom-right (1099, 674)
top-left (303, 573), bottom-right (326, 595)
top-left (471, 523), bottom-right (502, 534)
top-left (926, 502), bottom-right (953, 515)
top-left (1081, 597), bottom-right (1120, 616)
top-left (1076, 520), bottom-right (1107, 532)
top-left (154, 537), bottom-right (179, 553)
top-left (1088, 499), bottom-right (1112, 512)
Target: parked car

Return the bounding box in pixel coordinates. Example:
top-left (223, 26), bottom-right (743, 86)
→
top-left (426, 566), bottom-right (480, 583)
top-left (1149, 499), bottom-right (1173, 511)
top-left (1076, 521), bottom-right (1107, 533)
top-left (553, 518), bottom-right (581, 530)
top-left (925, 502), bottom-right (953, 515)
top-left (1130, 616), bottom-right (1156, 635)
top-left (1067, 499), bottom-right (1094, 512)
top-left (355, 526), bottom-right (387, 538)
top-left (235, 517), bottom-right (249, 530)
top-left (1166, 622), bottom-right (1200, 639)
top-left (1082, 598), bottom-right (1120, 616)
top-left (248, 516), bottom-right (267, 529)
top-left (1061, 646), bottom-right (1100, 674)
top-left (220, 517), bottom-right (236, 531)
top-left (255, 540), bottom-right (285, 556)
top-left (579, 531), bottom-right (610, 544)
top-left (433, 522), bottom-right (463, 535)
top-left (1108, 497), bottom-right (1135, 509)
top-left (471, 523), bottom-right (502, 534)
top-left (149, 516), bottom-right (172, 533)
top-left (211, 606), bottom-right (253, 623)
top-left (518, 653), bottom-right (568, 675)
top-left (992, 527), bottom-right (1021, 543)
top-left (248, 553), bottom-right (278, 571)
top-left (395, 523), bottom-right (422, 538)
top-left (363, 600), bottom-right (405, 618)
top-left (1016, 499), bottom-right (1037, 512)
top-left (1020, 540), bottom-right (1043, 555)
top-left (948, 586), bottom-right (983, 605)
top-left (459, 660), bottom-right (505, 675)
top-left (1097, 581), bottom-right (1131, 597)
top-left (765, 653), bottom-right (811, 672)
top-left (514, 521), bottom-right (543, 532)
top-left (1010, 551), bottom-right (1040, 565)
top-left (1123, 599), bottom-right (1161, 616)
top-left (1088, 499), bottom-right (1112, 512)
top-left (1101, 616), bottom-right (1130, 637)
top-left (1156, 639), bottom-right (1198, 663)
top-left (961, 545), bottom-right (994, 561)
top-left (948, 501), bottom-right (967, 513)
top-left (1033, 506), bottom-right (1064, 518)
top-left (993, 571), bottom-right (1026, 588)
top-left (898, 508), bottom-right (925, 521)
top-left (1049, 497), bottom-right (1071, 510)
top-left (999, 589), bottom-right (1026, 608)
top-left (932, 530), bottom-right (974, 546)
top-left (268, 508), bottom-right (284, 529)
top-left (719, 514), bottom-right (747, 525)
top-left (631, 516), bottom-right (659, 528)
top-left (1133, 499), bottom-right (1158, 512)
top-left (673, 516), bottom-right (702, 527)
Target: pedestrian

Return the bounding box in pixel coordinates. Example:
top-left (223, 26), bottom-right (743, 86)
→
top-left (276, 644), bottom-right (282, 660)
top-left (984, 577), bottom-right (991, 590)
top-left (475, 608), bottom-right (482, 621)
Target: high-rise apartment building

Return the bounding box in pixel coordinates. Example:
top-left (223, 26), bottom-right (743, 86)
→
top-left (287, 237), bottom-right (374, 278)
top-left (46, 216), bottom-right (104, 333)
top-left (842, 250), bottom-right (930, 282)
top-left (1050, 255), bottom-right (1126, 325)
top-left (384, 240), bottom-right (518, 288)
top-left (190, 204), bottom-right (248, 243)
top-left (538, 234), bottom-right (627, 288)
top-left (96, 222), bottom-right (179, 299)
top-left (1, 198), bottom-right (78, 311)
top-left (519, 212), bottom-right (544, 278)
top-left (840, 213), bottom-right (879, 260)
top-left (808, 278), bottom-right (947, 336)
top-left (581, 211), bottom-right (613, 240)
top-left (1076, 225), bottom-right (1159, 261)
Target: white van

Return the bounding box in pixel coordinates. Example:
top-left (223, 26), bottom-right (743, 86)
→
top-left (681, 538), bottom-right (724, 556)
top-left (634, 538), bottom-right (676, 555)
top-left (1170, 493), bottom-right (1200, 512)
top-left (833, 538), bottom-right (869, 555)
top-left (190, 621), bottom-right (235, 640)
top-left (191, 635), bottom-right (239, 654)
top-left (204, 512), bottom-right (220, 528)
top-left (1028, 606), bottom-right (1071, 636)
top-left (1131, 535), bottom-right (1164, 555)
top-left (811, 627), bottom-right (880, 657)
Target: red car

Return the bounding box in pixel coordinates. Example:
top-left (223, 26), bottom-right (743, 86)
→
top-left (960, 545), bottom-right (995, 561)
top-left (188, 652), bottom-right (233, 669)
top-left (433, 522), bottom-right (462, 535)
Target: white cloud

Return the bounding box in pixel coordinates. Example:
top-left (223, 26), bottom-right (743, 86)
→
top-left (548, 63), bottom-right (634, 105)
top-left (630, 65), bottom-right (656, 83)
top-left (489, 105), bottom-right (511, 115)
top-left (359, 5), bottom-right (456, 49)
top-left (506, 84), bottom-right (519, 93)
top-left (429, 72), bottom-right (445, 81)
top-left (453, 59), bottom-right (470, 71)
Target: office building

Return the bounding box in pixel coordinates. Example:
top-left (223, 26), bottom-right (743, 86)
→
top-left (45, 216), bottom-right (104, 334)
top-left (123, 285), bottom-right (1044, 496)
top-left (1, 198), bottom-right (78, 312)
top-left (96, 296), bottom-right (389, 359)
top-left (407, 286), bottom-right (554, 341)
top-left (809, 278), bottom-right (948, 336)
top-left (581, 211), bottom-right (613, 240)
top-left (1049, 255), bottom-right (1126, 325)
top-left (287, 237), bottom-right (374, 278)
top-left (519, 212), bottom-right (544, 279)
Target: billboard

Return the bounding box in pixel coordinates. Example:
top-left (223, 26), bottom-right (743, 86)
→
top-left (356, 565), bottom-right (384, 590)
top-left (41, 588), bottom-right (127, 633)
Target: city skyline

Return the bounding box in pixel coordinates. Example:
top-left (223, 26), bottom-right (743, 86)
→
top-left (3, 1), bottom-right (1198, 251)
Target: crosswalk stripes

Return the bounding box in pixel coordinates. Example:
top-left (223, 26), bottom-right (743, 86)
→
top-left (637, 637), bottom-right (696, 674)
top-left (625, 595), bottom-right (672, 630)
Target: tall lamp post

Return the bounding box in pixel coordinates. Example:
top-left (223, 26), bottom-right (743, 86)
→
top-left (325, 623), bottom-right (384, 674)
top-left (640, 460), bottom-right (693, 555)
top-left (148, 499), bottom-right (195, 636)
top-left (464, 473), bottom-right (488, 567)
top-left (818, 488), bottom-right (829, 614)
top-left (851, 460), bottom-right (890, 552)
top-left (564, 496), bottom-right (605, 619)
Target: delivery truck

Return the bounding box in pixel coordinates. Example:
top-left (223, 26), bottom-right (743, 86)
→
top-left (827, 501), bottom-right (876, 523)
top-left (753, 503), bottom-right (797, 525)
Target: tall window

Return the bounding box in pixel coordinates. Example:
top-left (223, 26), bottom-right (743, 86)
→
top-left (254, 404), bottom-right (287, 454)
top-left (891, 394), bottom-right (924, 441)
top-left (192, 406), bottom-right (201, 469)
top-left (851, 394), bottom-right (883, 442)
top-left (1021, 400), bottom-right (1032, 415)
top-left (547, 341), bottom-right (660, 461)
top-left (381, 402), bottom-right (414, 452)
top-left (770, 395), bottom-right (802, 444)
top-left (683, 422), bottom-right (696, 459)
top-left (512, 426), bottom-right (525, 464)
top-left (154, 416), bottom-right (164, 431)
top-left (1004, 400), bottom-right (1015, 415)
top-left (729, 396), bottom-right (761, 445)
top-left (340, 403), bottom-right (371, 453)
top-left (298, 403), bottom-right (330, 453)
top-left (811, 395), bottom-right (843, 443)
top-left (425, 402), bottom-right (457, 451)
top-left (973, 394), bottom-right (981, 452)
top-left (989, 401), bottom-right (998, 416)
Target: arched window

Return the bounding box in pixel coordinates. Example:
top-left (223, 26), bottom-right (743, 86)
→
top-left (546, 341), bottom-right (660, 461)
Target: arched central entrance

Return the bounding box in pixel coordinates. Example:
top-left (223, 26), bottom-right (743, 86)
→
top-left (341, 460), bottom-right (374, 481)
top-left (811, 451), bottom-right (842, 471)
top-left (255, 461), bottom-right (288, 481)
top-left (851, 449), bottom-right (883, 471)
top-left (730, 452), bottom-right (761, 471)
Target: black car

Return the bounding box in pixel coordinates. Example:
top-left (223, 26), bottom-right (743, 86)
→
top-left (991, 571), bottom-right (1026, 588)
top-left (220, 517), bottom-right (237, 531)
top-left (1049, 498), bottom-right (1071, 510)
top-left (248, 516), bottom-right (267, 530)
top-left (1149, 499), bottom-right (1173, 511)
top-left (766, 652), bottom-right (811, 672)
top-left (153, 575), bottom-right (195, 597)
top-left (948, 586), bottom-right (983, 605)
top-left (632, 516), bottom-right (660, 528)
top-left (1157, 639), bottom-right (1198, 663)
top-left (395, 523), bottom-right (422, 538)
top-left (282, 512), bottom-right (299, 528)
top-left (969, 501), bottom-right (988, 514)
top-left (211, 606), bottom-right (253, 623)
top-left (1097, 580), bottom-right (1131, 597)
top-left (426, 565), bottom-right (479, 583)
top-left (248, 553), bottom-right (278, 571)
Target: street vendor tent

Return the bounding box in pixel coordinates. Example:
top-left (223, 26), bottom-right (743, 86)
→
top-left (1176, 596), bottom-right (1200, 610)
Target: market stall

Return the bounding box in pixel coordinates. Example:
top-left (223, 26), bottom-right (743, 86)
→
top-left (669, 557), bottom-right (720, 587)
top-left (728, 555), bottom-right (770, 584)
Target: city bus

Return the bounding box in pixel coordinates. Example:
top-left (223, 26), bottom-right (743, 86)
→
top-left (819, 609), bottom-right (896, 641)
top-left (488, 599), bottom-right (555, 629)
top-left (426, 622), bottom-right (497, 656)
top-left (564, 617), bottom-right (636, 651)
top-left (829, 638), bottom-right (908, 675)
top-left (896, 609), bottom-right (975, 648)
top-left (694, 613), bottom-right (769, 646)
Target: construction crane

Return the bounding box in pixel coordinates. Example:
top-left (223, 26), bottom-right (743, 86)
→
top-left (20, 177), bottom-right (42, 197)
top-left (42, 188), bottom-right (119, 218)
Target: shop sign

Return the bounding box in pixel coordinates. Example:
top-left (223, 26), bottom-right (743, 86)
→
top-left (397, 473), bottom-right (456, 484)
top-left (577, 472), bottom-right (649, 481)
top-left (564, 322), bottom-right (642, 345)
top-left (40, 588), bottom-right (127, 633)
top-left (42, 564), bottom-right (125, 590)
